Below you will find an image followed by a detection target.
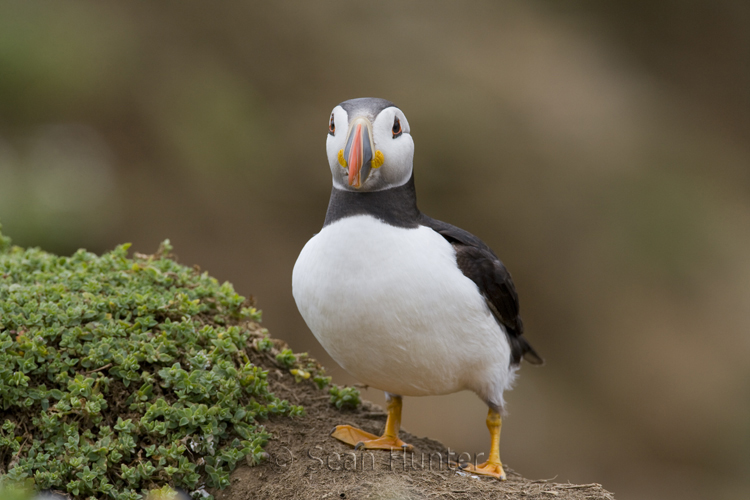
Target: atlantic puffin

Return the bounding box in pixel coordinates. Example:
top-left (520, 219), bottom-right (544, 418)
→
top-left (292, 97), bottom-right (542, 480)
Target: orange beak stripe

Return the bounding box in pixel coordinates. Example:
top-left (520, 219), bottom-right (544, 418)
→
top-left (347, 123), bottom-right (364, 187)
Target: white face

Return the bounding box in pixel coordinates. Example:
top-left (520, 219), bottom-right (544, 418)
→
top-left (325, 104), bottom-right (415, 192)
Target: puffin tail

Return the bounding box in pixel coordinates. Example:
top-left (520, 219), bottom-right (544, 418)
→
top-left (520, 337), bottom-right (544, 365)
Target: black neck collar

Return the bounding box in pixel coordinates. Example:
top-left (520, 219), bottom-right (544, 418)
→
top-left (323, 174), bottom-right (421, 228)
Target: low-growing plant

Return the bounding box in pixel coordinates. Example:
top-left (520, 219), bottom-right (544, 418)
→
top-left (275, 349), bottom-right (297, 369)
top-left (254, 337), bottom-right (273, 352)
top-left (0, 226), bottom-right (304, 499)
top-left (312, 374), bottom-right (332, 390)
top-left (328, 386), bottom-right (361, 410)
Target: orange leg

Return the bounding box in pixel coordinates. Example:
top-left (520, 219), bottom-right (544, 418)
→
top-left (461, 408), bottom-right (506, 480)
top-left (331, 395), bottom-right (413, 451)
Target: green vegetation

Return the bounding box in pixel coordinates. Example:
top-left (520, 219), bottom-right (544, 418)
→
top-left (0, 481), bottom-right (34, 500)
top-left (328, 386), bottom-right (361, 410)
top-left (274, 349), bottom-right (297, 369)
top-left (0, 227), bottom-right (305, 499)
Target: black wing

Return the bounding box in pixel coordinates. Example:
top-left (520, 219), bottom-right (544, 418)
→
top-left (419, 215), bottom-right (543, 366)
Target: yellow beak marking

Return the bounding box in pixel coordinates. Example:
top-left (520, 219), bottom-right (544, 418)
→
top-left (338, 149), bottom-right (347, 168)
top-left (372, 150), bottom-right (384, 169)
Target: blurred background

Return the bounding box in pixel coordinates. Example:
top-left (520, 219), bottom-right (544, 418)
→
top-left (1, 1), bottom-right (748, 498)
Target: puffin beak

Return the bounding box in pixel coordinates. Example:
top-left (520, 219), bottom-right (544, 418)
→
top-left (343, 117), bottom-right (375, 189)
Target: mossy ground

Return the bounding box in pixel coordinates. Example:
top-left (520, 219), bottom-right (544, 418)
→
top-left (0, 228), bottom-right (341, 499)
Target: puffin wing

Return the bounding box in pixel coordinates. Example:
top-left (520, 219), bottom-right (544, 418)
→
top-left (419, 215), bottom-right (543, 366)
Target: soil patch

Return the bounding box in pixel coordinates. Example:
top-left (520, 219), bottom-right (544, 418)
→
top-left (213, 346), bottom-right (615, 500)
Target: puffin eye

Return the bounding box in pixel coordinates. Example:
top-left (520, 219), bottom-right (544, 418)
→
top-left (392, 117), bottom-right (402, 138)
top-left (329, 114), bottom-right (335, 135)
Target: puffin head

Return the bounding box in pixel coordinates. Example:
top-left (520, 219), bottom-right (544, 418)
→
top-left (326, 97), bottom-right (414, 192)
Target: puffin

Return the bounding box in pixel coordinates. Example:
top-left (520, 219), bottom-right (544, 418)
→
top-left (292, 97), bottom-right (542, 480)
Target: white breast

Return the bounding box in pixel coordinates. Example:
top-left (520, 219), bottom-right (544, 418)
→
top-left (292, 215), bottom-right (515, 405)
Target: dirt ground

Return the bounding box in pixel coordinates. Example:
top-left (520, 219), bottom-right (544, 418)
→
top-left (212, 343), bottom-right (616, 500)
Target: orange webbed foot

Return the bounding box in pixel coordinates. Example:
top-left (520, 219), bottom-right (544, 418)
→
top-left (331, 424), bottom-right (413, 451)
top-left (460, 460), bottom-right (507, 480)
